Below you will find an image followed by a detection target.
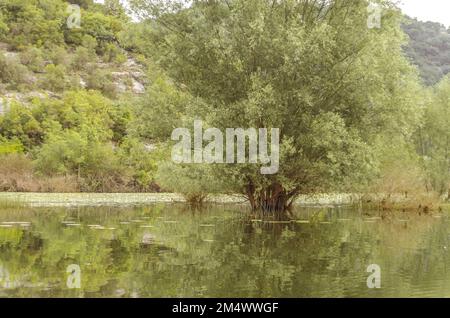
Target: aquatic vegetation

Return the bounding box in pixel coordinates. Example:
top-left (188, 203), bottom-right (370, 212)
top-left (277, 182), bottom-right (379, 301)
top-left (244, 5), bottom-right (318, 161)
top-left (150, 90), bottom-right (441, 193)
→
top-left (0, 197), bottom-right (25, 209)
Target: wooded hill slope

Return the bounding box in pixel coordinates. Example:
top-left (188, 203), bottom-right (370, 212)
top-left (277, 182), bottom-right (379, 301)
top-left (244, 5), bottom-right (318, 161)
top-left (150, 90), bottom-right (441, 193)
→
top-left (403, 16), bottom-right (450, 85)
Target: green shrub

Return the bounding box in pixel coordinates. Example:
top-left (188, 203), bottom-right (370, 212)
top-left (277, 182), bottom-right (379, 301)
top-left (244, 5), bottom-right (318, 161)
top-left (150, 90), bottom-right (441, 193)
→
top-left (49, 46), bottom-right (71, 67)
top-left (64, 9), bottom-right (124, 49)
top-left (0, 138), bottom-right (24, 155)
top-left (20, 47), bottom-right (45, 73)
top-left (115, 52), bottom-right (127, 65)
top-left (34, 130), bottom-right (87, 176)
top-left (86, 68), bottom-right (117, 98)
top-left (156, 162), bottom-right (223, 206)
top-left (0, 13), bottom-right (8, 40)
top-left (81, 35), bottom-right (98, 53)
top-left (35, 130), bottom-right (128, 192)
top-left (117, 137), bottom-right (165, 191)
top-left (0, 53), bottom-right (33, 89)
top-left (4, 0), bottom-right (65, 49)
top-left (103, 43), bottom-right (126, 64)
top-left (0, 101), bottom-right (43, 150)
top-left (71, 47), bottom-right (93, 71)
top-left (41, 64), bottom-right (66, 91)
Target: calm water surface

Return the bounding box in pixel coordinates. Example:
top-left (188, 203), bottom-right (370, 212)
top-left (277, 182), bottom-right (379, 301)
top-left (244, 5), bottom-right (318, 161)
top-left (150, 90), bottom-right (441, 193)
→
top-left (0, 204), bottom-right (449, 298)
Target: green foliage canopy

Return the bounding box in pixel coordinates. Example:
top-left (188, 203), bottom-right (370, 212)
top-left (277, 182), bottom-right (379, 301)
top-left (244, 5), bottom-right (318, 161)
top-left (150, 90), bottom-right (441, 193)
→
top-left (132, 0), bottom-right (423, 211)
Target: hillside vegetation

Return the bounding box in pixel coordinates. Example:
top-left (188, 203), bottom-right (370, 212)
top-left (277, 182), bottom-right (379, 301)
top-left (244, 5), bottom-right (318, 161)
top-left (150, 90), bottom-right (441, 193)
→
top-left (0, 0), bottom-right (164, 192)
top-left (403, 17), bottom-right (450, 85)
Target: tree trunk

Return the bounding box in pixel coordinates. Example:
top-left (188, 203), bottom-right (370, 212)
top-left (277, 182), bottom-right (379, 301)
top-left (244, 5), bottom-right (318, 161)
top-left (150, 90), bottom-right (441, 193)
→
top-left (246, 182), bottom-right (297, 219)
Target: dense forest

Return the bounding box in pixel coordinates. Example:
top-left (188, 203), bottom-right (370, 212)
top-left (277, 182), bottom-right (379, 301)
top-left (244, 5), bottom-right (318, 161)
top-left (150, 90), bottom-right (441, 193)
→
top-left (0, 0), bottom-right (448, 214)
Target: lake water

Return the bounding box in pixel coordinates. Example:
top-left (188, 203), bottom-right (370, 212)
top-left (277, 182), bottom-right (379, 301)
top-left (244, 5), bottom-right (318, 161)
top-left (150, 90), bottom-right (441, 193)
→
top-left (0, 204), bottom-right (449, 298)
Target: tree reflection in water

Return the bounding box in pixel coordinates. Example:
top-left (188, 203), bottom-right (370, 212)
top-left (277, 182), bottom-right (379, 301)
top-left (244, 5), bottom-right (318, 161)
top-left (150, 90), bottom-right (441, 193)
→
top-left (0, 205), bottom-right (448, 298)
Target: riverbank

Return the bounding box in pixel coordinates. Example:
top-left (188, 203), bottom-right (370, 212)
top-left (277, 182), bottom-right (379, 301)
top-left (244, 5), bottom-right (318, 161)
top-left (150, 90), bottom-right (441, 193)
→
top-left (0, 192), bottom-right (358, 207)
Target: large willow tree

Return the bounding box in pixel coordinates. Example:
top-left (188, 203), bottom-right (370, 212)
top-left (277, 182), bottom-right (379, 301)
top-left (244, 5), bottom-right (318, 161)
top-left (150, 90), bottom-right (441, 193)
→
top-left (131, 0), bottom-right (422, 214)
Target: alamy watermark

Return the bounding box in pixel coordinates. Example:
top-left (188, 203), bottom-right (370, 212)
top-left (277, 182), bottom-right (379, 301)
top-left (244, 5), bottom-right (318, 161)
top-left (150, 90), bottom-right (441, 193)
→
top-left (66, 264), bottom-right (81, 289)
top-left (66, 4), bottom-right (81, 29)
top-left (0, 264), bottom-right (13, 289)
top-left (367, 3), bottom-right (382, 29)
top-left (367, 264), bottom-right (381, 289)
top-left (171, 120), bottom-right (280, 174)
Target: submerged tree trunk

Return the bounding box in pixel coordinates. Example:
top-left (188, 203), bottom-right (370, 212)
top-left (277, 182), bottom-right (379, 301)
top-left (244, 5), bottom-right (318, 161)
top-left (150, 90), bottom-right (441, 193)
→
top-left (184, 193), bottom-right (208, 208)
top-left (246, 182), bottom-right (298, 219)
